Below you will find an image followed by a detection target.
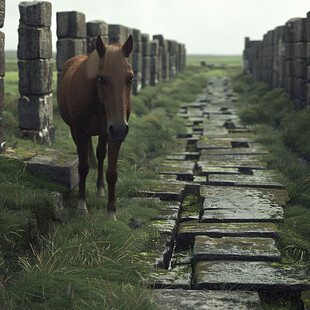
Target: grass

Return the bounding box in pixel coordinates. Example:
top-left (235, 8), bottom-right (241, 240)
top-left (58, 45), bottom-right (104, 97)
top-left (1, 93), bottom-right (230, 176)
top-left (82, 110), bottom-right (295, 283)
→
top-left (232, 74), bottom-right (310, 264)
top-left (0, 61), bottom-right (210, 308)
top-left (186, 54), bottom-right (242, 67)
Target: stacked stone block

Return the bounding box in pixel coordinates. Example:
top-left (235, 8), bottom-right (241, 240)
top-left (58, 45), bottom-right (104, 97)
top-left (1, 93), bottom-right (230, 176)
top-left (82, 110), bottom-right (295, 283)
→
top-left (154, 35), bottom-right (170, 82)
top-left (150, 39), bottom-right (159, 86)
top-left (243, 10), bottom-right (310, 110)
top-left (167, 40), bottom-right (178, 78)
top-left (307, 12), bottom-right (310, 106)
top-left (18, 1), bottom-right (54, 144)
top-left (87, 20), bottom-right (109, 53)
top-left (128, 28), bottom-right (142, 95)
top-left (56, 11), bottom-right (87, 92)
top-left (141, 33), bottom-right (151, 87)
top-left (0, 0), bottom-right (4, 152)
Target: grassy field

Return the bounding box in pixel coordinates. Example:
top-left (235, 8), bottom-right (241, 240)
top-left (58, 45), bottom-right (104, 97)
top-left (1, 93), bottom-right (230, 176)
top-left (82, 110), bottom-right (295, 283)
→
top-left (186, 54), bottom-right (242, 67)
top-left (233, 74), bottom-right (310, 264)
top-left (0, 58), bottom-right (214, 308)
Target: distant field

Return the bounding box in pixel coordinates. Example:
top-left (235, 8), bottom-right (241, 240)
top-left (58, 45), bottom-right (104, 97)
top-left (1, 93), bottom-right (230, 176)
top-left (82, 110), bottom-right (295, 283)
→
top-left (186, 54), bottom-right (242, 67)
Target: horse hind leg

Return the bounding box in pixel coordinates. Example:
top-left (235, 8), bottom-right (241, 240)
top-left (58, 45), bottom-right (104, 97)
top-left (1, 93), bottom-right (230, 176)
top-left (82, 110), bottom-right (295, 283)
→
top-left (74, 130), bottom-right (90, 215)
top-left (97, 134), bottom-right (108, 197)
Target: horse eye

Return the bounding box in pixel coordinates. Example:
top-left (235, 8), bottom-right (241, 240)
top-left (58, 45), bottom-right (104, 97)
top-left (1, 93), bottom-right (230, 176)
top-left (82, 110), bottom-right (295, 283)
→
top-left (128, 77), bottom-right (134, 84)
top-left (98, 77), bottom-right (105, 84)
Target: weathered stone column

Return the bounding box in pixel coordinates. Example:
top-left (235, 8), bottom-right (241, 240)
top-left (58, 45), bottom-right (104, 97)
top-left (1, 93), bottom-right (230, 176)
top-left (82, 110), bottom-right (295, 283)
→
top-left (141, 33), bottom-right (151, 88)
top-left (307, 11), bottom-right (310, 107)
top-left (87, 20), bottom-right (109, 53)
top-left (128, 28), bottom-right (142, 94)
top-left (293, 18), bottom-right (307, 110)
top-left (18, 1), bottom-right (54, 144)
top-left (153, 35), bottom-right (169, 81)
top-left (56, 11), bottom-right (86, 92)
top-left (167, 40), bottom-right (177, 78)
top-left (0, 0), bottom-right (5, 152)
top-left (150, 39), bottom-right (159, 86)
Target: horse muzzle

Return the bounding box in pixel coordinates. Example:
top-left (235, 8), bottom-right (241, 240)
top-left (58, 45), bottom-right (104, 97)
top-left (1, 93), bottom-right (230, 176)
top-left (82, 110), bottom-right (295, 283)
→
top-left (108, 121), bottom-right (129, 142)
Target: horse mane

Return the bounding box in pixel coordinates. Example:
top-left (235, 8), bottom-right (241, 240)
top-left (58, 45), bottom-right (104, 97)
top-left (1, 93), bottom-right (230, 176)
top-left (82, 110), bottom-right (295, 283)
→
top-left (85, 44), bottom-right (126, 79)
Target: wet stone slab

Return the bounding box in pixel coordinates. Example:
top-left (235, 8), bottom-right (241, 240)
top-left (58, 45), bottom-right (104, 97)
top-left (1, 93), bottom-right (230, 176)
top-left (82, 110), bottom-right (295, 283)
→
top-left (193, 236), bottom-right (281, 263)
top-left (177, 221), bottom-right (279, 250)
top-left (200, 166), bottom-right (240, 176)
top-left (194, 261), bottom-right (310, 291)
top-left (139, 180), bottom-right (185, 201)
top-left (201, 186), bottom-right (287, 223)
top-left (197, 139), bottom-right (232, 150)
top-left (207, 170), bottom-right (284, 189)
top-left (198, 159), bottom-right (267, 170)
top-left (152, 289), bottom-right (262, 310)
top-left (148, 265), bottom-right (192, 289)
top-left (200, 144), bottom-right (268, 156)
top-left (203, 127), bottom-right (229, 136)
top-left (26, 149), bottom-right (79, 190)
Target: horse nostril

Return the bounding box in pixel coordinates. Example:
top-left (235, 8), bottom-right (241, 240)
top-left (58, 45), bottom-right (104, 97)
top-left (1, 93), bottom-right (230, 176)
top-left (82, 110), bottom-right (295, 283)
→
top-left (109, 125), bottom-right (115, 138)
top-left (124, 125), bottom-right (129, 137)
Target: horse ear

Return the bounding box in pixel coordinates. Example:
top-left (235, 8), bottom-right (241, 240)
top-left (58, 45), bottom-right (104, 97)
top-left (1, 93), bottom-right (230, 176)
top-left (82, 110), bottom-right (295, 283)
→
top-left (122, 35), bottom-right (133, 58)
top-left (96, 35), bottom-right (106, 58)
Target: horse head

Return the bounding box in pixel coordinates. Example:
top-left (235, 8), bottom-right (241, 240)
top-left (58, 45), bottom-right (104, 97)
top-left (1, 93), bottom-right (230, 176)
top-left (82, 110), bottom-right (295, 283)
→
top-left (87, 35), bottom-right (134, 142)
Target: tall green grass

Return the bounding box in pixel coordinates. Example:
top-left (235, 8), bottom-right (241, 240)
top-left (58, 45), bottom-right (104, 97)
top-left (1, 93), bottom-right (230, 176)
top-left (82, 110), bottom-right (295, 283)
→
top-left (233, 74), bottom-right (310, 263)
top-left (1, 64), bottom-right (209, 308)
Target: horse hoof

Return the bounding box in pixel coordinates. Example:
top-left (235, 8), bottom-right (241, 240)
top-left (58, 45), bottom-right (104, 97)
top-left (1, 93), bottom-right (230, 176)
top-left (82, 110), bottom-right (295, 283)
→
top-left (77, 199), bottom-right (88, 215)
top-left (107, 211), bottom-right (116, 220)
top-left (97, 187), bottom-right (105, 197)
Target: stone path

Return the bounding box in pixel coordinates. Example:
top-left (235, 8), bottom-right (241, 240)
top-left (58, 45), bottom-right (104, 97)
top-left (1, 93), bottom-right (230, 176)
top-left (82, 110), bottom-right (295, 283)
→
top-left (146, 77), bottom-right (310, 309)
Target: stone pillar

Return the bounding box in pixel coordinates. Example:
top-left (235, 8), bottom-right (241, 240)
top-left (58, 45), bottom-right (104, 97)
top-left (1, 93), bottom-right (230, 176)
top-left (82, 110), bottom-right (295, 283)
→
top-left (0, 0), bottom-right (5, 152)
top-left (128, 28), bottom-right (142, 95)
top-left (167, 40), bottom-right (177, 78)
top-left (87, 20), bottom-right (108, 53)
top-left (243, 37), bottom-right (250, 74)
top-left (180, 43), bottom-right (186, 72)
top-left (56, 11), bottom-right (87, 93)
top-left (18, 1), bottom-right (54, 144)
top-left (153, 35), bottom-right (169, 81)
top-left (293, 18), bottom-right (307, 110)
top-left (307, 11), bottom-right (310, 107)
top-left (150, 39), bottom-right (159, 86)
top-left (141, 33), bottom-right (151, 88)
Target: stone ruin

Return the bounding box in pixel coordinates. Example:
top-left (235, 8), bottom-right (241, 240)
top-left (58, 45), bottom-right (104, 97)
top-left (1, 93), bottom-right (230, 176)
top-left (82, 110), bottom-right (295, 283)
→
top-left (0, 0), bottom-right (5, 152)
top-left (17, 1), bottom-right (54, 143)
top-left (9, 2), bottom-right (186, 145)
top-left (243, 11), bottom-right (310, 110)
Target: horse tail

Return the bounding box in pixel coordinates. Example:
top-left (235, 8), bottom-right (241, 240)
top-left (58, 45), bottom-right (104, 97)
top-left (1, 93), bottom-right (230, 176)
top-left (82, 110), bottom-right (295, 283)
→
top-left (89, 137), bottom-right (97, 169)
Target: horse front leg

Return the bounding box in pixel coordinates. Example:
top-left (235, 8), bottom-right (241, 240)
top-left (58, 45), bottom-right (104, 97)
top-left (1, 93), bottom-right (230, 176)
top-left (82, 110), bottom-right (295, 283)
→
top-left (106, 140), bottom-right (121, 220)
top-left (97, 134), bottom-right (108, 197)
top-left (73, 129), bottom-right (90, 214)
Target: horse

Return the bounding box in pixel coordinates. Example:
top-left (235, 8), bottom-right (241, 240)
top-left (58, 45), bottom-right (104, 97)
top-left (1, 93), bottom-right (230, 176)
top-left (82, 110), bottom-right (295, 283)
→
top-left (58, 35), bottom-right (134, 220)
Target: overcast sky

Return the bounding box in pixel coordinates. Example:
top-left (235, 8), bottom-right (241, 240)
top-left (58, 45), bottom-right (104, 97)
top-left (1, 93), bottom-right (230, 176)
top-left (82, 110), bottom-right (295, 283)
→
top-left (2, 0), bottom-right (310, 55)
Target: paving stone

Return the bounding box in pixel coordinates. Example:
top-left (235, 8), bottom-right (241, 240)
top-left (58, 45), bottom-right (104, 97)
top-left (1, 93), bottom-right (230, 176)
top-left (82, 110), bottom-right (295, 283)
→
top-left (200, 166), bottom-right (240, 176)
top-left (148, 265), bottom-right (192, 289)
top-left (193, 236), bottom-right (281, 263)
top-left (194, 261), bottom-right (310, 291)
top-left (201, 186), bottom-right (287, 223)
top-left (171, 250), bottom-right (193, 266)
top-left (152, 289), bottom-right (262, 310)
top-left (26, 149), bottom-right (78, 190)
top-left (1, 146), bottom-right (37, 161)
top-left (203, 128), bottom-right (229, 136)
top-left (197, 139), bottom-right (232, 150)
top-left (200, 145), bottom-right (268, 155)
top-left (207, 170), bottom-right (284, 189)
top-left (150, 219), bottom-right (177, 237)
top-left (177, 221), bottom-right (279, 250)
top-left (157, 161), bottom-right (195, 181)
top-left (139, 180), bottom-right (185, 201)
top-left (198, 158), bottom-right (267, 170)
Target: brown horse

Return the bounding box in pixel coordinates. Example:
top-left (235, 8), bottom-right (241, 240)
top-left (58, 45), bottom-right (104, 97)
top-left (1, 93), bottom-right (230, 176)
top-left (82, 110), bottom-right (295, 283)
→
top-left (58, 35), bottom-right (134, 220)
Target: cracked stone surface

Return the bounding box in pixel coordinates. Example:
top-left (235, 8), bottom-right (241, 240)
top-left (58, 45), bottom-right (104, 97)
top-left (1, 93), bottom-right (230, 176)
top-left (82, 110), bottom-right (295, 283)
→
top-left (177, 221), bottom-right (279, 250)
top-left (197, 139), bottom-right (232, 150)
top-left (152, 289), bottom-right (262, 310)
top-left (201, 186), bottom-right (287, 223)
top-left (194, 261), bottom-right (310, 291)
top-left (193, 236), bottom-right (281, 263)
